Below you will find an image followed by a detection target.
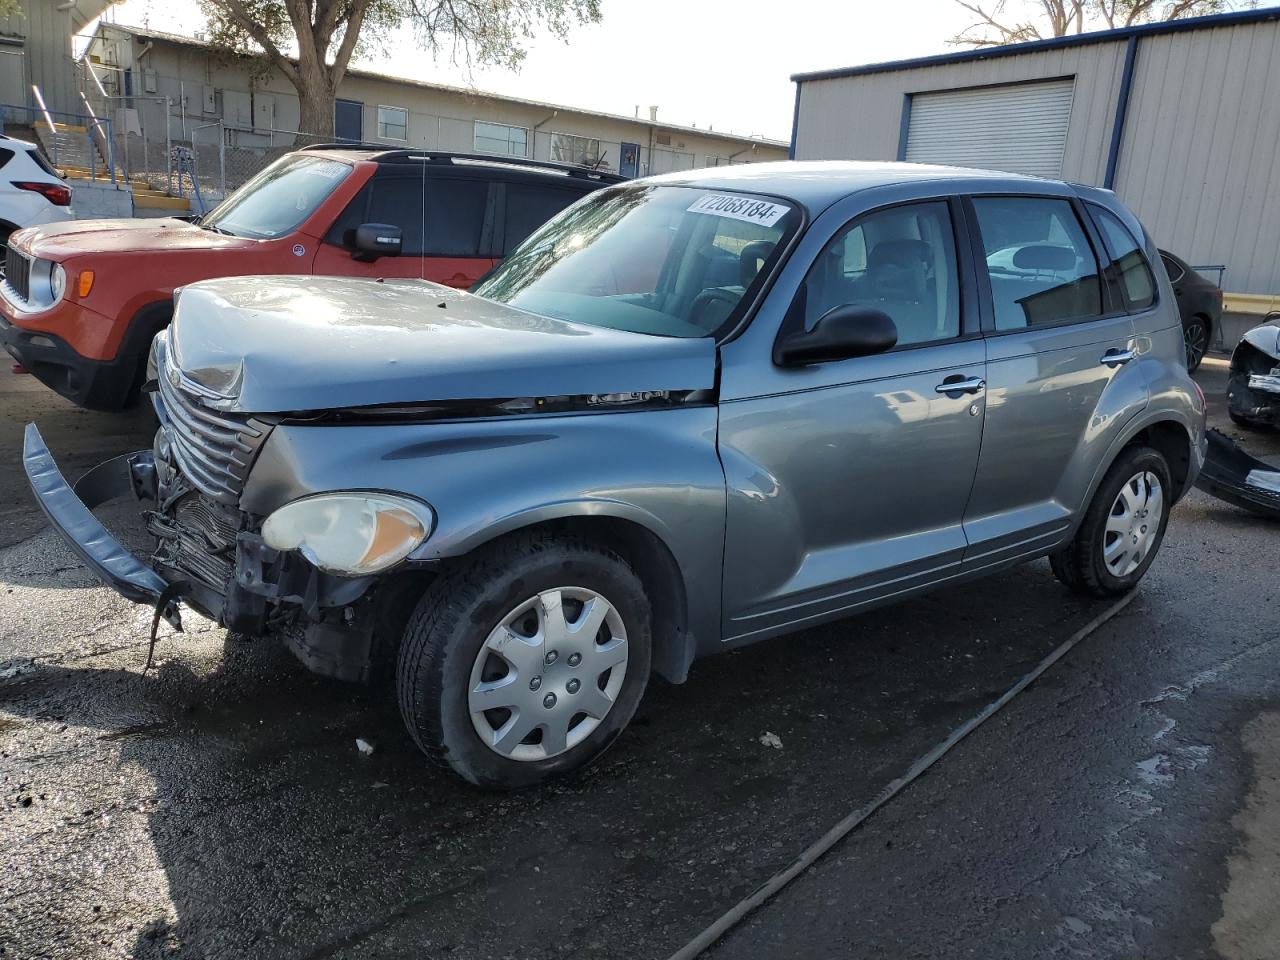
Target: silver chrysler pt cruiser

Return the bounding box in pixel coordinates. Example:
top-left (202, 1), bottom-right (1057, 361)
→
top-left (24, 162), bottom-right (1206, 788)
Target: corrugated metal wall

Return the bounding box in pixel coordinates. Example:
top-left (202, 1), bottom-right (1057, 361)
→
top-left (0, 1), bottom-right (80, 117)
top-left (795, 41), bottom-right (1127, 185)
top-left (1114, 20), bottom-right (1280, 296)
top-left (795, 20), bottom-right (1280, 295)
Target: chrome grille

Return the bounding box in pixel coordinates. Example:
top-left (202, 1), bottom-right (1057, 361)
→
top-left (5, 245), bottom-right (30, 301)
top-left (154, 349), bottom-right (274, 505)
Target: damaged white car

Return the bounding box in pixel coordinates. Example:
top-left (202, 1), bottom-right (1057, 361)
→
top-left (1227, 311), bottom-right (1280, 428)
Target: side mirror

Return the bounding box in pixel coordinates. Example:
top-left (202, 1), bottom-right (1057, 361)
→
top-left (352, 223), bottom-right (402, 262)
top-left (774, 305), bottom-right (898, 366)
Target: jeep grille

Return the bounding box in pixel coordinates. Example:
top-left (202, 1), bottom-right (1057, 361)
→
top-left (4, 244), bottom-right (30, 302)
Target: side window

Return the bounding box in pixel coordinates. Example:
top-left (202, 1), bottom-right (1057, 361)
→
top-left (1160, 253), bottom-right (1185, 284)
top-left (798, 201), bottom-right (960, 347)
top-left (1090, 205), bottom-right (1156, 311)
top-left (503, 183), bottom-right (586, 255)
top-left (972, 197), bottom-right (1102, 331)
top-left (325, 182), bottom-right (370, 249)
top-left (424, 178), bottom-right (489, 257)
top-left (365, 177), bottom-right (425, 255)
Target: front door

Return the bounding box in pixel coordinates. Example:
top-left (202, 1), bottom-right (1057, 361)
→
top-left (619, 142), bottom-right (641, 179)
top-left (334, 99), bottom-right (364, 142)
top-left (960, 194), bottom-right (1144, 573)
top-left (719, 199), bottom-right (987, 644)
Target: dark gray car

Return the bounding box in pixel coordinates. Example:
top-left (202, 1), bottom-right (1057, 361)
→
top-left (24, 162), bottom-right (1207, 788)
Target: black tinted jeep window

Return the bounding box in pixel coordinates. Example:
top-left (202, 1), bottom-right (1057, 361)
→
top-left (424, 178), bottom-right (489, 257)
top-left (504, 183), bottom-right (587, 254)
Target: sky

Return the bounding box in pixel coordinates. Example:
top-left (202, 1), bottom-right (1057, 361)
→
top-left (98, 0), bottom-right (978, 141)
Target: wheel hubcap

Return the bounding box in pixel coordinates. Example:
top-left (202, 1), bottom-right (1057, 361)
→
top-left (468, 587), bottom-right (629, 762)
top-left (1103, 471), bottom-right (1164, 577)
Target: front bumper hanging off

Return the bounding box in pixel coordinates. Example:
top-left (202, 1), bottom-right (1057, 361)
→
top-left (22, 423), bottom-right (174, 606)
top-left (22, 422), bottom-right (384, 680)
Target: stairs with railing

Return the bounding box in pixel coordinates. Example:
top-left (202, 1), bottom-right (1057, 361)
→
top-left (31, 85), bottom-right (191, 217)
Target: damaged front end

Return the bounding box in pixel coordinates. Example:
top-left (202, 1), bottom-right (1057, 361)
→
top-left (22, 332), bottom-right (400, 681)
top-left (1227, 312), bottom-right (1280, 427)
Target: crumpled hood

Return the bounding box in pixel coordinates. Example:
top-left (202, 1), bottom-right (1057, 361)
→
top-left (15, 218), bottom-right (252, 261)
top-left (168, 276), bottom-right (716, 413)
top-left (1238, 315), bottom-right (1280, 360)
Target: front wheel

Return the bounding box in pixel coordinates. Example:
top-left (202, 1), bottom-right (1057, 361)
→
top-left (1050, 445), bottom-right (1172, 597)
top-left (396, 533), bottom-right (652, 789)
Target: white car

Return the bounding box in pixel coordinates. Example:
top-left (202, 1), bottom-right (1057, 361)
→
top-left (0, 135), bottom-right (73, 247)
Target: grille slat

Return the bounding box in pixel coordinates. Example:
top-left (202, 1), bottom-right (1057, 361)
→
top-left (155, 341), bottom-right (274, 505)
top-left (5, 245), bottom-right (31, 302)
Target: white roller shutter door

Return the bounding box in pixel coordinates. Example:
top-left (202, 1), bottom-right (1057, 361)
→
top-left (904, 78), bottom-right (1075, 178)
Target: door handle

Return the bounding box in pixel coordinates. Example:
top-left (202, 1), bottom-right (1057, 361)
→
top-left (935, 376), bottom-right (986, 395)
top-left (1100, 349), bottom-right (1135, 368)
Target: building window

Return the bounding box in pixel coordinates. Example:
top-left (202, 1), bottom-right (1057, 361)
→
top-left (377, 105), bottom-right (408, 141)
top-left (550, 132), bottom-right (602, 167)
top-left (474, 121), bottom-right (529, 157)
top-left (704, 156), bottom-right (729, 167)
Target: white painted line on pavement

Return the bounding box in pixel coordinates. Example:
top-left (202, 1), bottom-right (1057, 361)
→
top-left (666, 590), bottom-right (1139, 960)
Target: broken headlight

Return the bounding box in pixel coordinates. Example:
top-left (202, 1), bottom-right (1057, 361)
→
top-left (262, 492), bottom-right (435, 576)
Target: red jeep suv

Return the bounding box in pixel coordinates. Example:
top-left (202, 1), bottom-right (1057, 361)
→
top-left (0, 145), bottom-right (620, 409)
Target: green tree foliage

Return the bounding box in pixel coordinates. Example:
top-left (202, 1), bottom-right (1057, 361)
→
top-left (199, 0), bottom-right (600, 137)
top-left (951, 0), bottom-right (1252, 46)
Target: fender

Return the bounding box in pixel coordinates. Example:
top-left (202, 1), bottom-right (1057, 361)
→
top-left (240, 405), bottom-right (728, 679)
top-left (1071, 386), bottom-right (1204, 541)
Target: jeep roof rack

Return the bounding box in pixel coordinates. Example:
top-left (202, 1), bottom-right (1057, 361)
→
top-left (302, 143), bottom-right (629, 183)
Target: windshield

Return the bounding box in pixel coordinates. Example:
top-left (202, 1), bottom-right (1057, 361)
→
top-left (473, 185), bottom-right (800, 338)
top-left (202, 154), bottom-right (352, 239)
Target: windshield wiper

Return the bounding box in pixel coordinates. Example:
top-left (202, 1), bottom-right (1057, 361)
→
top-left (200, 222), bottom-right (235, 236)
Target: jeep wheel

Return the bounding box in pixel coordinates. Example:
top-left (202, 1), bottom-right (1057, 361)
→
top-left (396, 532), bottom-right (651, 789)
top-left (1050, 445), bottom-right (1172, 597)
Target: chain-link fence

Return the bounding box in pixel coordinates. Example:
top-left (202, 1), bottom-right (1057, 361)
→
top-left (74, 58), bottom-right (770, 211)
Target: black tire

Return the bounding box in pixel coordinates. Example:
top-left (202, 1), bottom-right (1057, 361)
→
top-left (1050, 445), bottom-right (1173, 598)
top-left (396, 532), bottom-right (652, 789)
top-left (1183, 317), bottom-right (1210, 373)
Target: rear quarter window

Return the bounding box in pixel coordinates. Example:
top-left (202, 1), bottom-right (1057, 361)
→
top-left (1089, 204), bottom-right (1157, 311)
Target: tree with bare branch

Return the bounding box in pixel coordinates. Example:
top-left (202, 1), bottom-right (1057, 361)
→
top-left (950, 0), bottom-right (1248, 46)
top-left (199, 1), bottom-right (601, 138)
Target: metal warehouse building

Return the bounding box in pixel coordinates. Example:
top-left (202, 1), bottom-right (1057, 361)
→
top-left (789, 7), bottom-right (1280, 343)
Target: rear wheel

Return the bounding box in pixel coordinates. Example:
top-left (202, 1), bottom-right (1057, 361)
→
top-left (396, 532), bottom-right (651, 789)
top-left (1183, 317), bottom-right (1210, 372)
top-left (1050, 445), bottom-right (1172, 597)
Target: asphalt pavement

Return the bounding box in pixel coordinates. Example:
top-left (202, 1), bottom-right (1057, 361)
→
top-left (1, 357), bottom-right (1278, 960)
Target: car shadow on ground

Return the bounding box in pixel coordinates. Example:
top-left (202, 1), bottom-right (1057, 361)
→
top-left (2, 561), bottom-right (1114, 960)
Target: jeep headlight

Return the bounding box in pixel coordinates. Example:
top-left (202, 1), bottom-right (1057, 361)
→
top-left (262, 493), bottom-right (435, 575)
top-left (49, 263), bottom-right (66, 302)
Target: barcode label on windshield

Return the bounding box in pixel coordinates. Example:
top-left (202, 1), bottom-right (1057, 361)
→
top-left (687, 194), bottom-right (790, 227)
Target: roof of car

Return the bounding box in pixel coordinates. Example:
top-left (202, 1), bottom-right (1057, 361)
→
top-left (640, 160), bottom-right (1062, 214)
top-left (300, 145), bottom-right (627, 185)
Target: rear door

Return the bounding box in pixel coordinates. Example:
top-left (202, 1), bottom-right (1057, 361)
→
top-left (959, 193), bottom-right (1147, 574)
top-left (420, 168), bottom-right (497, 288)
top-left (497, 178), bottom-right (594, 256)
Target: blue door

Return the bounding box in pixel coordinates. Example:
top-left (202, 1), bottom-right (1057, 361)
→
top-left (619, 141), bottom-right (640, 179)
top-left (335, 99), bottom-right (363, 142)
